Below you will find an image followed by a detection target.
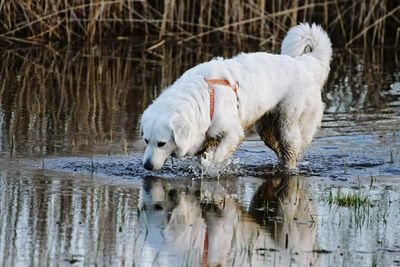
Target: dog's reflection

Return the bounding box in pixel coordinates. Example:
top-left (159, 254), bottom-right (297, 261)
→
top-left (138, 175), bottom-right (317, 267)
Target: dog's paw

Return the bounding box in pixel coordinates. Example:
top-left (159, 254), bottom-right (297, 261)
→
top-left (275, 162), bottom-right (299, 175)
top-left (197, 153), bottom-right (240, 178)
top-left (200, 151), bottom-right (215, 166)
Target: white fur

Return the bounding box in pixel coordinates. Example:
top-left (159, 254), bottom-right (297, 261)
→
top-left (140, 23), bottom-right (332, 170)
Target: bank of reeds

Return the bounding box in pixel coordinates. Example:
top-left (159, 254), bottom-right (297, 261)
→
top-left (0, 0), bottom-right (399, 47)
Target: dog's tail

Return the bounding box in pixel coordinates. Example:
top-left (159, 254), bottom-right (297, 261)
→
top-left (281, 23), bottom-right (332, 67)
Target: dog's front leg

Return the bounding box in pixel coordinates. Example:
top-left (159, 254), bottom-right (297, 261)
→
top-left (212, 128), bottom-right (244, 163)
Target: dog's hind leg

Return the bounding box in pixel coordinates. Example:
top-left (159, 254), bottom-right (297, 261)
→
top-left (256, 110), bottom-right (282, 159)
top-left (298, 99), bottom-right (323, 153)
top-left (278, 124), bottom-right (302, 169)
top-left (257, 106), bottom-right (303, 169)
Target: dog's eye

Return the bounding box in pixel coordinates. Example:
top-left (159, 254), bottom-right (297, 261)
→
top-left (157, 142), bottom-right (166, 147)
top-left (144, 139), bottom-right (149, 144)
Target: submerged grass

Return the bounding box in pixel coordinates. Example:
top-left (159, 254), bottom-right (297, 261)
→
top-left (0, 0), bottom-right (399, 47)
top-left (326, 187), bottom-right (372, 227)
top-left (327, 188), bottom-right (371, 208)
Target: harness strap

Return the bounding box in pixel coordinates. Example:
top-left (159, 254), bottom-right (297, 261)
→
top-left (201, 227), bottom-right (209, 267)
top-left (204, 78), bottom-right (238, 120)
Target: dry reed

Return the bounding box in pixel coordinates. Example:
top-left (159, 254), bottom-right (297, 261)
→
top-left (0, 0), bottom-right (399, 47)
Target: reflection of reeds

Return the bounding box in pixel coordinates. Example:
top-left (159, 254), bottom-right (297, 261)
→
top-left (0, 1), bottom-right (399, 47)
top-left (0, 42), bottom-right (232, 156)
top-left (0, 171), bottom-right (142, 266)
top-left (0, 45), bottom-right (156, 155)
top-left (324, 47), bottom-right (399, 113)
top-left (0, 44), bottom-right (398, 156)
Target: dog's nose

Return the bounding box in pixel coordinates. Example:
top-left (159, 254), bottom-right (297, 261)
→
top-left (143, 160), bottom-right (154, 170)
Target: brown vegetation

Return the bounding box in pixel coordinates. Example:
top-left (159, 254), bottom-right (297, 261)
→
top-left (0, 0), bottom-right (399, 47)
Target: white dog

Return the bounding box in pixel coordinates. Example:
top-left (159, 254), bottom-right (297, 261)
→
top-left (140, 23), bottom-right (332, 171)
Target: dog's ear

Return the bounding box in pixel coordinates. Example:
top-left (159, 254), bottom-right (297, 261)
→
top-left (139, 116), bottom-right (144, 138)
top-left (139, 124), bottom-right (143, 137)
top-left (170, 117), bottom-right (191, 157)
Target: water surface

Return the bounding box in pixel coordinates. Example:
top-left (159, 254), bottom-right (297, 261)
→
top-left (0, 44), bottom-right (399, 266)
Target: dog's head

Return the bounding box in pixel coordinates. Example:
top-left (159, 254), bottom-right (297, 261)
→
top-left (140, 110), bottom-right (191, 171)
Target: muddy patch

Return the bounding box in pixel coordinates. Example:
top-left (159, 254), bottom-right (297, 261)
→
top-left (37, 130), bottom-right (399, 180)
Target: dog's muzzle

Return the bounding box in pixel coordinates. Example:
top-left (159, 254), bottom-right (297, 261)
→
top-left (143, 160), bottom-right (154, 170)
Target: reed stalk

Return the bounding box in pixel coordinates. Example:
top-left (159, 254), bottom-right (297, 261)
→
top-left (0, 0), bottom-right (398, 47)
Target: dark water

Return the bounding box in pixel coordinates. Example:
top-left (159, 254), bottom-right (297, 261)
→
top-left (0, 44), bottom-right (399, 266)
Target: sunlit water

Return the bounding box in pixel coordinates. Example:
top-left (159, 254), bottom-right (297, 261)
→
top-left (0, 44), bottom-right (399, 266)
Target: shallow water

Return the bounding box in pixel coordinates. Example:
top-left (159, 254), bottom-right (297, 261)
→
top-left (0, 44), bottom-right (399, 266)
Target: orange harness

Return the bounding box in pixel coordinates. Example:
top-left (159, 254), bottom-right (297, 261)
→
top-left (204, 78), bottom-right (238, 120)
